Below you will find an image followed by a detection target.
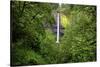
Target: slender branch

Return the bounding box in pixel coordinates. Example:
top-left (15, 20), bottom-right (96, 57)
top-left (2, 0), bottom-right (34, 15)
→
top-left (19, 2), bottom-right (26, 18)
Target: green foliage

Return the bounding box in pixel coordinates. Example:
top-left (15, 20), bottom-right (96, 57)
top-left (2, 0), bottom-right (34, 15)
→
top-left (11, 1), bottom-right (96, 66)
top-left (61, 5), bottom-right (96, 62)
top-left (11, 41), bottom-right (46, 65)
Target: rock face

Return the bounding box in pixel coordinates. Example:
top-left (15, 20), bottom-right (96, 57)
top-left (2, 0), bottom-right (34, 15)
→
top-left (52, 23), bottom-right (64, 36)
top-left (43, 12), bottom-right (65, 37)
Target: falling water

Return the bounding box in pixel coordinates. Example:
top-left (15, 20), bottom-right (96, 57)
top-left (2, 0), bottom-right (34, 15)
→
top-left (56, 3), bottom-right (61, 43)
top-left (56, 13), bottom-right (60, 43)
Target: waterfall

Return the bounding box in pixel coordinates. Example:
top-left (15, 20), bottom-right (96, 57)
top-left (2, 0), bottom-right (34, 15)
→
top-left (56, 13), bottom-right (60, 43)
top-left (56, 3), bottom-right (61, 43)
